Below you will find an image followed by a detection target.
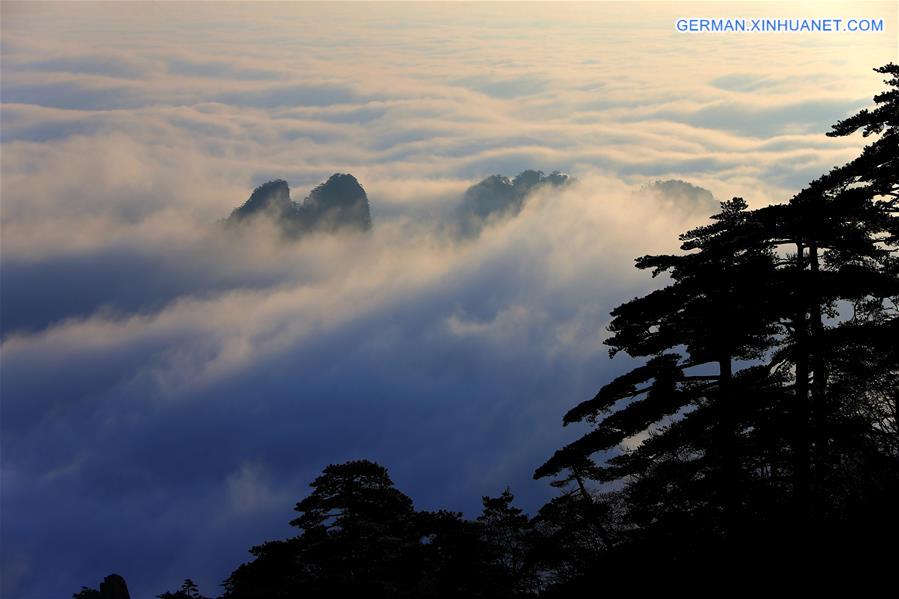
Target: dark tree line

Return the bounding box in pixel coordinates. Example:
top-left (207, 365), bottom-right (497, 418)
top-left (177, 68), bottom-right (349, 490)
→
top-left (223, 461), bottom-right (543, 598)
top-left (77, 64), bottom-right (898, 598)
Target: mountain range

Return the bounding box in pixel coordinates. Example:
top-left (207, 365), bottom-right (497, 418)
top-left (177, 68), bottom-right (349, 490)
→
top-left (226, 171), bottom-right (714, 237)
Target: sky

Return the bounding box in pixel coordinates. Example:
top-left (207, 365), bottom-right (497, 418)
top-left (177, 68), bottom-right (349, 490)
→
top-left (1, 2), bottom-right (896, 597)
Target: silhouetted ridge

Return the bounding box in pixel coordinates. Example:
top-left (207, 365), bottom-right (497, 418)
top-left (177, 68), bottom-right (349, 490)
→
top-left (226, 174), bottom-right (371, 237)
top-left (458, 169), bottom-right (571, 236)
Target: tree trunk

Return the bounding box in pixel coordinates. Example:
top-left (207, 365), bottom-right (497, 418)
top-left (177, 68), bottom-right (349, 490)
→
top-left (808, 241), bottom-right (828, 500)
top-left (793, 242), bottom-right (811, 527)
top-left (571, 466), bottom-right (613, 548)
top-left (718, 354), bottom-right (739, 533)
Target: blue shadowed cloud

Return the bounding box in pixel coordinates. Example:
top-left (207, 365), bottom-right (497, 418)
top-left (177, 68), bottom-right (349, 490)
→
top-left (2, 1), bottom-right (895, 597)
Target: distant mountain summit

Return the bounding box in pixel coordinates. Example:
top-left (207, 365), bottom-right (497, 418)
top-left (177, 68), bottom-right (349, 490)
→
top-left (303, 173), bottom-right (372, 232)
top-left (229, 179), bottom-right (293, 222)
top-left (228, 174), bottom-right (372, 236)
top-left (642, 179), bottom-right (717, 210)
top-left (457, 169), bottom-right (571, 236)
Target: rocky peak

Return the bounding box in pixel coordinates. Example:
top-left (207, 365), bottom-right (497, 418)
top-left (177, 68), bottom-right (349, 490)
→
top-left (458, 169), bottom-right (571, 236)
top-left (228, 179), bottom-right (291, 222)
top-left (306, 174), bottom-right (367, 209)
top-left (300, 173), bottom-right (372, 232)
top-left (642, 179), bottom-right (716, 211)
top-left (226, 174), bottom-right (371, 236)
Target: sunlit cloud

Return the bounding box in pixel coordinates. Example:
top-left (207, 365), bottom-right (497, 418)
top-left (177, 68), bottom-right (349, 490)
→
top-left (1, 1), bottom-right (895, 597)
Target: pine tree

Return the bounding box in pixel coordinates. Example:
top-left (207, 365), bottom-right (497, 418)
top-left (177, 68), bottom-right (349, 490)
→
top-left (749, 63), bottom-right (899, 523)
top-left (477, 489), bottom-right (536, 595)
top-left (224, 460), bottom-right (420, 598)
top-left (536, 197), bottom-right (780, 546)
top-left (535, 64), bottom-right (899, 573)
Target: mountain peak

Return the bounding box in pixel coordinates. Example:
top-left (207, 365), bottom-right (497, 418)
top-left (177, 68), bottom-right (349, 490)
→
top-left (226, 175), bottom-right (371, 236)
top-left (309, 173), bottom-right (365, 203)
top-left (229, 179), bottom-right (291, 222)
top-left (457, 169), bottom-right (571, 236)
top-left (643, 179), bottom-right (716, 210)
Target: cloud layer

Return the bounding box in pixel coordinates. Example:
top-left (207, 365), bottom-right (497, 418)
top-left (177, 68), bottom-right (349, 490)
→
top-left (1, 2), bottom-right (896, 597)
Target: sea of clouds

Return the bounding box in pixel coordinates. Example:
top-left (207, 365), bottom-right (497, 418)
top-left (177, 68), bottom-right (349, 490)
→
top-left (1, 2), bottom-right (895, 597)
